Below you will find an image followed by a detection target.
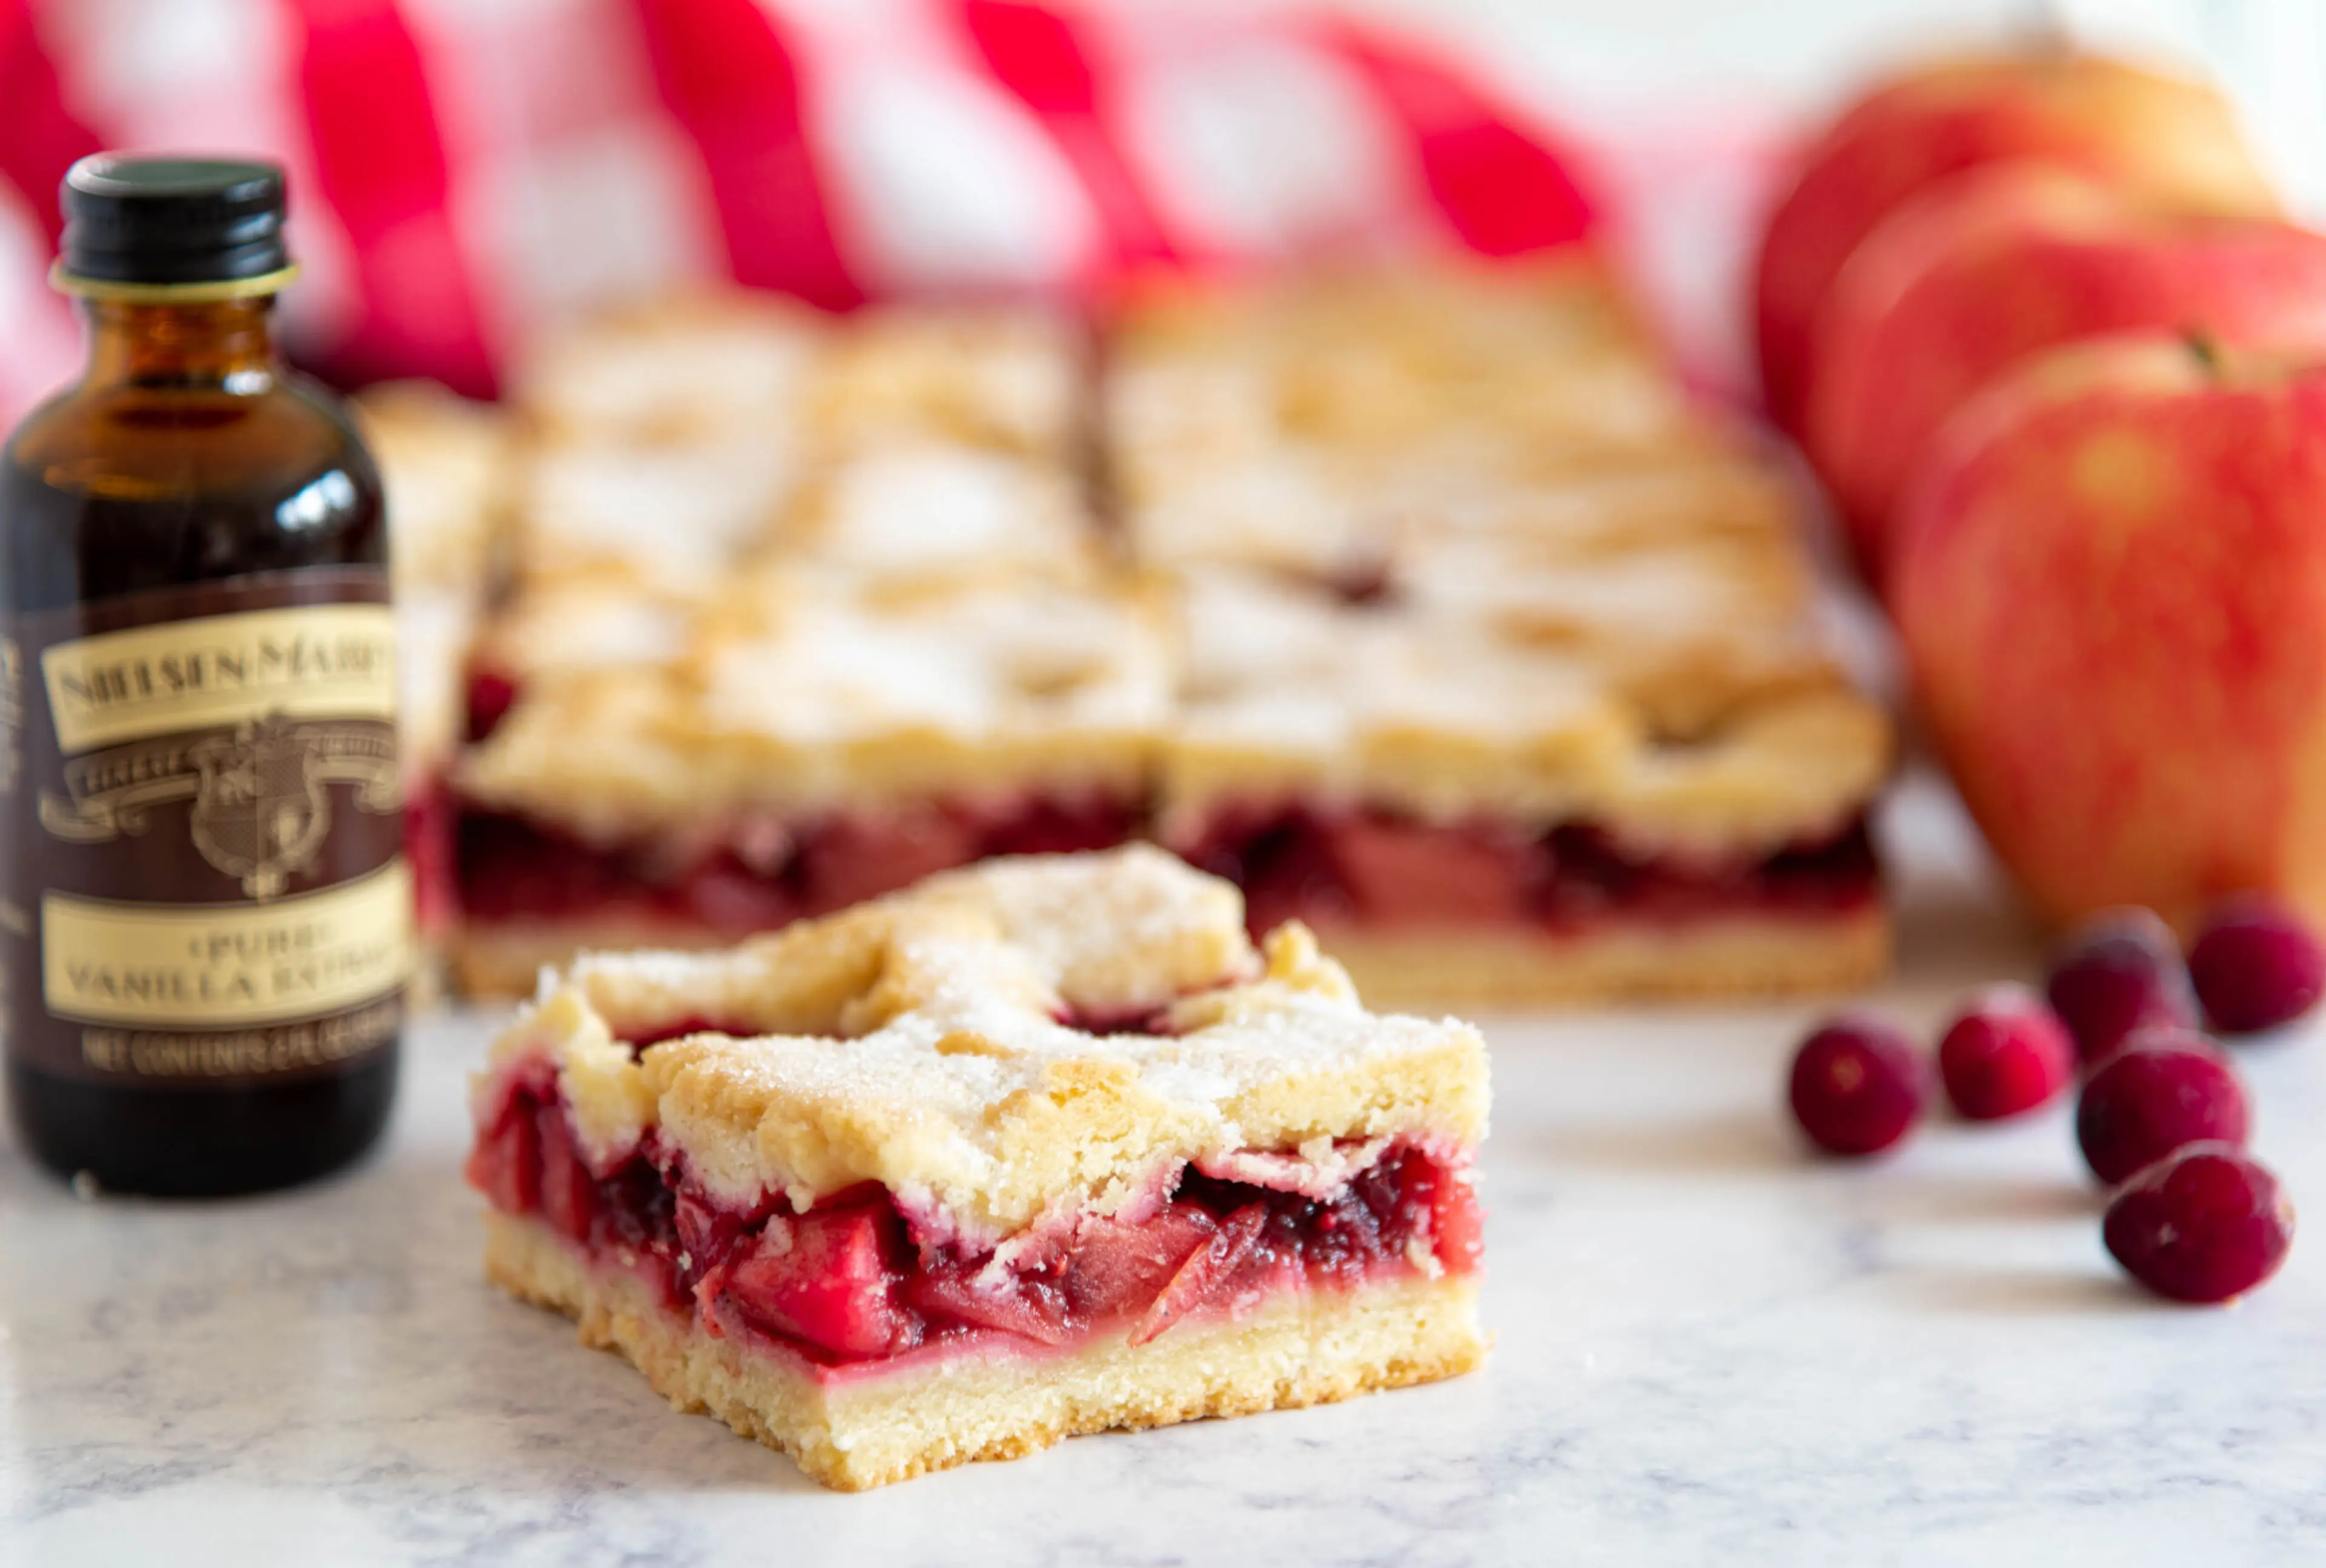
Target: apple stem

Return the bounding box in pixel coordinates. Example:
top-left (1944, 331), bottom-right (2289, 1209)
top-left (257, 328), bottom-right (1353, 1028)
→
top-left (2185, 331), bottom-right (2224, 374)
top-left (2019, 0), bottom-right (2073, 59)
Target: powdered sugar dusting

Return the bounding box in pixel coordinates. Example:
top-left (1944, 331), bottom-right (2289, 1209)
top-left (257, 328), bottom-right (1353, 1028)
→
top-left (1123, 262), bottom-right (1888, 842)
top-left (488, 847), bottom-right (1488, 1240)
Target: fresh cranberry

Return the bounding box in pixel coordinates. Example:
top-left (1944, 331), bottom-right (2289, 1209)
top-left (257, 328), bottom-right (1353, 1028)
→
top-left (2044, 909), bottom-right (2199, 1066)
top-left (1937, 985), bottom-right (2075, 1120)
top-left (1788, 1014), bottom-right (1927, 1156)
top-left (2102, 1143), bottom-right (2295, 1303)
top-left (2075, 1033), bottom-right (2249, 1185)
top-left (2188, 895), bottom-right (2326, 1034)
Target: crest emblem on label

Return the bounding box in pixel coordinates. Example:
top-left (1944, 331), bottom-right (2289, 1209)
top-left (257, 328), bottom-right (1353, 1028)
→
top-left (187, 713), bottom-right (331, 900)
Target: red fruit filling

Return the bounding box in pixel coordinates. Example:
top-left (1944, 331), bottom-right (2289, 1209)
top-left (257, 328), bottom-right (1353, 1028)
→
top-left (720, 1197), bottom-right (926, 1358)
top-left (469, 1071), bottom-right (1480, 1371)
top-left (2044, 910), bottom-right (2198, 1067)
top-left (2188, 895), bottom-right (2326, 1035)
top-left (1788, 1012), bottom-right (1926, 1157)
top-left (575, 1016), bottom-right (764, 1061)
top-left (1055, 1004), bottom-right (1178, 1036)
top-left (452, 792), bottom-right (1143, 935)
top-left (1175, 806), bottom-right (1878, 941)
top-left (2103, 1143), bottom-right (2295, 1305)
top-left (2075, 1032), bottom-right (2250, 1186)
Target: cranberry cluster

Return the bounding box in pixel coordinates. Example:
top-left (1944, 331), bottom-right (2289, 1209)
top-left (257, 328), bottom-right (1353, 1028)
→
top-left (1786, 894), bottom-right (2317, 1305)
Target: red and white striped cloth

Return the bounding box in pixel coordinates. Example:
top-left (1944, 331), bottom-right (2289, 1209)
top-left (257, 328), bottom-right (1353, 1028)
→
top-left (0, 0), bottom-right (1618, 425)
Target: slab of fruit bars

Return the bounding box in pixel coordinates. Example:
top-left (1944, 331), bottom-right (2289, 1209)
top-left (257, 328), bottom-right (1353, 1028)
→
top-left (388, 258), bottom-right (1889, 1008)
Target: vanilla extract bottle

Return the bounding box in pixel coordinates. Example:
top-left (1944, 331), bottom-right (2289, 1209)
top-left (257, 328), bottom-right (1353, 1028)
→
top-left (1, 156), bottom-right (405, 1194)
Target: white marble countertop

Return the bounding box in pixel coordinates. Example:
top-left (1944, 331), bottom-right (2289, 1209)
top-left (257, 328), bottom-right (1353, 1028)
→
top-left (7, 774), bottom-right (2326, 1566)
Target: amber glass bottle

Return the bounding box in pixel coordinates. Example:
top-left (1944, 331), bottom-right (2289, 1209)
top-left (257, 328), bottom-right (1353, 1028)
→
top-left (1, 156), bottom-right (403, 1194)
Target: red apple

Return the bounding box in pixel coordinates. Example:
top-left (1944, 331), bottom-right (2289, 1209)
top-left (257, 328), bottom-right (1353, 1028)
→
top-left (1808, 168), bottom-right (2326, 577)
top-left (1753, 52), bottom-right (2274, 437)
top-left (1894, 334), bottom-right (2326, 934)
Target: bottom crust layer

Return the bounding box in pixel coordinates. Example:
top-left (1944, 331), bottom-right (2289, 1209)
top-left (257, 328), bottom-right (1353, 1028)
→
top-left (1316, 905), bottom-right (1891, 1010)
top-left (451, 906), bottom-right (1889, 1007)
top-left (485, 1211), bottom-right (1488, 1491)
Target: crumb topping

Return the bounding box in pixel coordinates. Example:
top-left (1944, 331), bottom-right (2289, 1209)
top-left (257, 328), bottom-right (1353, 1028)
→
top-left (479, 848), bottom-right (1489, 1245)
top-left (452, 263), bottom-right (1887, 858)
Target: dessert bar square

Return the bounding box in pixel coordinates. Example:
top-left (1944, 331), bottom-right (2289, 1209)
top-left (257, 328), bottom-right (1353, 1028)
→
top-left (1116, 261), bottom-right (1893, 1005)
top-left (509, 299), bottom-right (1084, 594)
top-left (1158, 569), bottom-right (1888, 1005)
top-left (1110, 254), bottom-right (1731, 584)
top-left (469, 847), bottom-right (1489, 1489)
top-left (509, 294), bottom-right (824, 593)
top-left (436, 298), bottom-right (1128, 990)
top-left (432, 260), bottom-right (1894, 1007)
top-left (447, 571), bottom-right (1169, 994)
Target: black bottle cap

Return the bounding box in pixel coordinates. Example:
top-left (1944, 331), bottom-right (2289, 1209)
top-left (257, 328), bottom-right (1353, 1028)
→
top-left (54, 154), bottom-right (293, 294)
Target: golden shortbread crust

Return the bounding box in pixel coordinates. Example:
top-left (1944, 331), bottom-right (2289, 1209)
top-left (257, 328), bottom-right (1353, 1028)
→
top-left (486, 1211), bottom-right (1487, 1492)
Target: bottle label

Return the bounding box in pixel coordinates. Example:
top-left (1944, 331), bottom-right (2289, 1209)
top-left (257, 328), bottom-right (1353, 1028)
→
top-left (2, 567), bottom-right (407, 1085)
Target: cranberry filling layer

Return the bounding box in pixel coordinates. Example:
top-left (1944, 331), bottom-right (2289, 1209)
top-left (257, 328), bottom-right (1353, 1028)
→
top-left (454, 792), bottom-right (1144, 934)
top-left (469, 1068), bottom-right (1481, 1372)
top-left (1175, 805), bottom-right (1878, 938)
